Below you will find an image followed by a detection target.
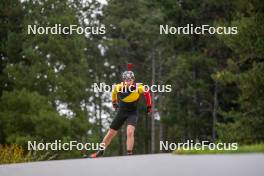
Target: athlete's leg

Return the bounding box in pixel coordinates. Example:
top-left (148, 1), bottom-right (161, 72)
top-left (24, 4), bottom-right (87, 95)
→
top-left (89, 128), bottom-right (117, 158)
top-left (101, 128), bottom-right (117, 148)
top-left (89, 111), bottom-right (125, 158)
top-left (103, 110), bottom-right (126, 148)
top-left (126, 124), bottom-right (135, 154)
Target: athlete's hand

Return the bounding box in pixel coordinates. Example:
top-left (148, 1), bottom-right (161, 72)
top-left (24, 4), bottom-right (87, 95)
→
top-left (113, 103), bottom-right (119, 111)
top-left (147, 106), bottom-right (152, 116)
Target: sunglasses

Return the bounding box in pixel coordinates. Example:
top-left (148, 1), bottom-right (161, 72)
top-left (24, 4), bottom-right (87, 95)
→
top-left (124, 78), bottom-right (133, 82)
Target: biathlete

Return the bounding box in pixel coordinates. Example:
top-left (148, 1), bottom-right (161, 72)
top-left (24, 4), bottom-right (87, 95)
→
top-left (89, 63), bottom-right (152, 158)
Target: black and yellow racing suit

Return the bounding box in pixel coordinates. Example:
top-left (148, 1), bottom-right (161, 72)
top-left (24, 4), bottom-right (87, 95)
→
top-left (110, 82), bottom-right (151, 130)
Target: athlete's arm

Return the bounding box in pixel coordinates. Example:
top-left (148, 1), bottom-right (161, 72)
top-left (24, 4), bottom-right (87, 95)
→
top-left (143, 89), bottom-right (151, 107)
top-left (138, 84), bottom-right (152, 112)
top-left (112, 84), bottom-right (119, 109)
top-left (112, 84), bottom-right (118, 103)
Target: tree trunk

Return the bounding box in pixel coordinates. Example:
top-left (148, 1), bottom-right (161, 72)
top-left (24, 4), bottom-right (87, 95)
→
top-left (212, 81), bottom-right (218, 141)
top-left (151, 49), bottom-right (156, 153)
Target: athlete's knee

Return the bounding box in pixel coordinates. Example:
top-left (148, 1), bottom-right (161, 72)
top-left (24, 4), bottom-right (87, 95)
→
top-left (108, 128), bottom-right (117, 137)
top-left (126, 125), bottom-right (135, 138)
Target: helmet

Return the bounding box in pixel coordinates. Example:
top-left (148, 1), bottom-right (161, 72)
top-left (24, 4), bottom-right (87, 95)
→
top-left (122, 63), bottom-right (135, 80)
top-left (122, 71), bottom-right (135, 80)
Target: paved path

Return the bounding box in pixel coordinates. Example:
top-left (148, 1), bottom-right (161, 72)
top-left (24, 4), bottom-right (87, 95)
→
top-left (1, 154), bottom-right (264, 176)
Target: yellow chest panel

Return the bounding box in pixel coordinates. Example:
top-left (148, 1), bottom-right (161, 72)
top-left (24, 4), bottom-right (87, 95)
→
top-left (120, 91), bottom-right (140, 102)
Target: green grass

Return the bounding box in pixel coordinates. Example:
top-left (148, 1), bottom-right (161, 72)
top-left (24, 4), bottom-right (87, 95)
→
top-left (174, 143), bottom-right (264, 155)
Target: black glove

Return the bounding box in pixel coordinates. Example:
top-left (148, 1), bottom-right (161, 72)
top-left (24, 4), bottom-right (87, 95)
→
top-left (113, 103), bottom-right (119, 111)
top-left (147, 106), bottom-right (152, 115)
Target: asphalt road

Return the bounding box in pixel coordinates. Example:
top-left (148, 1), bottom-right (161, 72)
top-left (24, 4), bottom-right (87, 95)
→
top-left (0, 154), bottom-right (264, 176)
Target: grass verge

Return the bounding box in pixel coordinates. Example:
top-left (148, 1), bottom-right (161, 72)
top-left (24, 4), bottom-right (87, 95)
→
top-left (174, 143), bottom-right (264, 155)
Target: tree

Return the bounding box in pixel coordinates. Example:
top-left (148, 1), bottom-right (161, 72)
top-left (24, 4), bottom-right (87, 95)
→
top-left (214, 0), bottom-right (264, 143)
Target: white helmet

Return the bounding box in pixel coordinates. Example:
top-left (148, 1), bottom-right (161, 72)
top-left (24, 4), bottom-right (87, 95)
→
top-left (122, 71), bottom-right (135, 80)
top-left (122, 63), bottom-right (135, 80)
